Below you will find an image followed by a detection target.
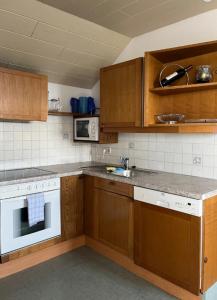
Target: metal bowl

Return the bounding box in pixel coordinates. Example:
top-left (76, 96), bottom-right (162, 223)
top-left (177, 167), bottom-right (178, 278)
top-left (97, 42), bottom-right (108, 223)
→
top-left (155, 114), bottom-right (185, 124)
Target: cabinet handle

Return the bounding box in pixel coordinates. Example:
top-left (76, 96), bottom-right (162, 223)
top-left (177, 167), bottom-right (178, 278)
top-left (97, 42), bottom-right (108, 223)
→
top-left (204, 257), bottom-right (208, 263)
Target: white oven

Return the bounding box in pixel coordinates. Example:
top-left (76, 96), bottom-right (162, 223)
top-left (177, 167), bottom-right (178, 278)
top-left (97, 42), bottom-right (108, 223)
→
top-left (74, 116), bottom-right (99, 142)
top-left (0, 178), bottom-right (61, 255)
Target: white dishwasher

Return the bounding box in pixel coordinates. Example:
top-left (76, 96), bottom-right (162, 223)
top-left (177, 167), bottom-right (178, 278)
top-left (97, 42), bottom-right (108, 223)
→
top-left (134, 186), bottom-right (203, 295)
top-left (134, 186), bottom-right (203, 217)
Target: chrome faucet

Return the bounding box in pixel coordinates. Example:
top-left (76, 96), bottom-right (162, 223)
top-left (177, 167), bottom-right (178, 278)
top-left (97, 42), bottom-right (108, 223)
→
top-left (120, 156), bottom-right (129, 170)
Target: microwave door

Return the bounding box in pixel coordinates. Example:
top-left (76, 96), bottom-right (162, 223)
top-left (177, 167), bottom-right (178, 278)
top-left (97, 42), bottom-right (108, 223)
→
top-left (76, 120), bottom-right (90, 139)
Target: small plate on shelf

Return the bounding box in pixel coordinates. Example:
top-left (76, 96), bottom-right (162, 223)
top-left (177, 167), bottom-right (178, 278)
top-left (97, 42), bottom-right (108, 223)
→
top-left (155, 113), bottom-right (185, 124)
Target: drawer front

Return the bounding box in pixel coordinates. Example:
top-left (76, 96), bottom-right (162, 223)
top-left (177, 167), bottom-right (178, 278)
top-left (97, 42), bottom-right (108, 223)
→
top-left (94, 177), bottom-right (133, 197)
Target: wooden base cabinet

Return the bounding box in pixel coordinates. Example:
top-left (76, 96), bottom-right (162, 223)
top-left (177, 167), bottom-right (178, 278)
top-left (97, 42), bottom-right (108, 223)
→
top-left (84, 176), bottom-right (133, 258)
top-left (134, 201), bottom-right (201, 295)
top-left (97, 188), bottom-right (133, 257)
top-left (84, 176), bottom-right (99, 240)
top-left (61, 175), bottom-right (84, 240)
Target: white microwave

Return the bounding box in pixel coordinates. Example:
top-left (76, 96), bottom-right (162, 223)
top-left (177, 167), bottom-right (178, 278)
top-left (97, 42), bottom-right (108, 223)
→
top-left (74, 116), bottom-right (99, 142)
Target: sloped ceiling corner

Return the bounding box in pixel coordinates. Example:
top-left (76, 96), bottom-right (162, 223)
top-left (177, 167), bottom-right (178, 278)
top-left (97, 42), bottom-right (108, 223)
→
top-left (0, 0), bottom-right (131, 88)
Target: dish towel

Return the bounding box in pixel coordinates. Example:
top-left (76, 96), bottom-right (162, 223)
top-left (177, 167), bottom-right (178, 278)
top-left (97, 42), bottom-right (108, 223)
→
top-left (27, 193), bottom-right (45, 227)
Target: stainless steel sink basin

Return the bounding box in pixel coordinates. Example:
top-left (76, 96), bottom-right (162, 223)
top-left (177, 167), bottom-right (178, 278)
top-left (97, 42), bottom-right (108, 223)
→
top-left (82, 165), bottom-right (158, 178)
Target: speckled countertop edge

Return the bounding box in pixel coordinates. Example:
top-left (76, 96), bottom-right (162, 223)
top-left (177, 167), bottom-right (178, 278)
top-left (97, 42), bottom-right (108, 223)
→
top-left (1, 161), bottom-right (217, 200)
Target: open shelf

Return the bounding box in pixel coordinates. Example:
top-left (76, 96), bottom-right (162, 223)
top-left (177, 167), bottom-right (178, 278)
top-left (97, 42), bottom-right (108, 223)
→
top-left (150, 82), bottom-right (217, 95)
top-left (144, 40), bottom-right (217, 131)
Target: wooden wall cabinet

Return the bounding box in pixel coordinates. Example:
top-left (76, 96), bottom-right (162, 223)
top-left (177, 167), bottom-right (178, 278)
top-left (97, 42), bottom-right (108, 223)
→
top-left (84, 176), bottom-right (134, 257)
top-left (100, 58), bottom-right (143, 130)
top-left (102, 40), bottom-right (217, 134)
top-left (61, 175), bottom-right (84, 240)
top-left (134, 201), bottom-right (201, 295)
top-left (0, 67), bottom-right (48, 121)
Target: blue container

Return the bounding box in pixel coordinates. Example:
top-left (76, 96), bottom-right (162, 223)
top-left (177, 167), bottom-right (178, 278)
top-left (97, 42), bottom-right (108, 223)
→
top-left (70, 98), bottom-right (79, 113)
top-left (78, 97), bottom-right (88, 114)
top-left (87, 97), bottom-right (96, 114)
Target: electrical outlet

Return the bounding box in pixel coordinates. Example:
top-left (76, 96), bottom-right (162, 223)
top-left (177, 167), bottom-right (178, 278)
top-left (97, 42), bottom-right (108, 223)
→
top-left (193, 156), bottom-right (202, 165)
top-left (63, 133), bottom-right (69, 140)
top-left (128, 142), bottom-right (135, 149)
top-left (103, 147), bottom-right (111, 155)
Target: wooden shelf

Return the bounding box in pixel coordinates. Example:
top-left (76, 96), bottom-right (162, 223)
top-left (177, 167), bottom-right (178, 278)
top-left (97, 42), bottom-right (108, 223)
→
top-left (48, 112), bottom-right (99, 117)
top-left (103, 123), bottom-right (217, 133)
top-left (150, 82), bottom-right (217, 95)
top-left (48, 112), bottom-right (74, 116)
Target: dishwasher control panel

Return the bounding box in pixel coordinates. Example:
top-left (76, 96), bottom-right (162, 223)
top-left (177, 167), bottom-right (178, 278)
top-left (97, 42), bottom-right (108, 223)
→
top-left (134, 187), bottom-right (203, 217)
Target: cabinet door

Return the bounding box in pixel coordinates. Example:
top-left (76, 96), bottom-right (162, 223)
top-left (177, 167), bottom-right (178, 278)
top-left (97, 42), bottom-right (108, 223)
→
top-left (202, 195), bottom-right (217, 292)
top-left (97, 188), bottom-right (133, 257)
top-left (61, 175), bottom-right (84, 240)
top-left (84, 176), bottom-right (99, 239)
top-left (0, 67), bottom-right (48, 121)
top-left (134, 201), bottom-right (201, 295)
top-left (100, 58), bottom-right (143, 129)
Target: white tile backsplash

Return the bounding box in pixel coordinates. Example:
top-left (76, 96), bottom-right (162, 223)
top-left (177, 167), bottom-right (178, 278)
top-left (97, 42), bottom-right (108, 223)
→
top-left (91, 133), bottom-right (217, 179)
top-left (0, 115), bottom-right (91, 171)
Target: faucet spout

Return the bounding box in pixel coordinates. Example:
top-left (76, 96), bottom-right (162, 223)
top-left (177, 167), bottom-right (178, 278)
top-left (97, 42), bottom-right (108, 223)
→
top-left (120, 156), bottom-right (129, 170)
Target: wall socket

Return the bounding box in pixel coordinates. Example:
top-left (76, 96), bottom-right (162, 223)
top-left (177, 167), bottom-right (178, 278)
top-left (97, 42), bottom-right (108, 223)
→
top-left (63, 133), bottom-right (69, 140)
top-left (128, 142), bottom-right (135, 149)
top-left (193, 156), bottom-right (202, 165)
top-left (103, 147), bottom-right (111, 155)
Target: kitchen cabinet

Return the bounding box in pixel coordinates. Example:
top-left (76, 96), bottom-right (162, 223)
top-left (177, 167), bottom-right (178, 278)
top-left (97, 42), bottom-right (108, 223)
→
top-left (134, 200), bottom-right (201, 294)
top-left (84, 176), bottom-right (133, 257)
top-left (84, 176), bottom-right (99, 239)
top-left (0, 67), bottom-right (48, 121)
top-left (97, 188), bottom-right (133, 257)
top-left (202, 195), bottom-right (217, 292)
top-left (100, 58), bottom-right (143, 129)
top-left (61, 175), bottom-right (84, 240)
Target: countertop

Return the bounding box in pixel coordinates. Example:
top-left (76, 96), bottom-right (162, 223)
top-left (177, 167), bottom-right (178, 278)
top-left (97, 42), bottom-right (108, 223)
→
top-left (42, 162), bottom-right (217, 200)
top-left (1, 162), bottom-right (217, 200)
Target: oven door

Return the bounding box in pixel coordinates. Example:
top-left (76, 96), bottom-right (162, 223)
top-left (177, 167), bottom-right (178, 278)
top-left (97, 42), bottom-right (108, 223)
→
top-left (0, 190), bottom-right (61, 254)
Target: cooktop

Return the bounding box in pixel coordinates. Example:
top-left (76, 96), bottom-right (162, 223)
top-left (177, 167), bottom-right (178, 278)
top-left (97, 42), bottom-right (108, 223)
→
top-left (0, 167), bottom-right (55, 182)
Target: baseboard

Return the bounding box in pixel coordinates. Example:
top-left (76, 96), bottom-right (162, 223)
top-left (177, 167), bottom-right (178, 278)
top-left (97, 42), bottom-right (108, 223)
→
top-left (86, 236), bottom-right (202, 300)
top-left (0, 235), bottom-right (85, 279)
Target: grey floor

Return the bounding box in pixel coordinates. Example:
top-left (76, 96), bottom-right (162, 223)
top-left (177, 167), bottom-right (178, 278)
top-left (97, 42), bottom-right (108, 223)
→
top-left (0, 247), bottom-right (177, 300)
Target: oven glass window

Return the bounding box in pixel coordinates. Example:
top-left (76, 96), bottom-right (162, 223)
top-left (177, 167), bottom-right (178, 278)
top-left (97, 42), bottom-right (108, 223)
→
top-left (76, 120), bottom-right (89, 138)
top-left (13, 203), bottom-right (51, 238)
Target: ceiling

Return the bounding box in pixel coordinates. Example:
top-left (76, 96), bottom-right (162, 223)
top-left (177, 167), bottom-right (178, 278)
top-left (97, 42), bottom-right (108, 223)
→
top-left (0, 0), bottom-right (130, 88)
top-left (38, 0), bottom-right (217, 37)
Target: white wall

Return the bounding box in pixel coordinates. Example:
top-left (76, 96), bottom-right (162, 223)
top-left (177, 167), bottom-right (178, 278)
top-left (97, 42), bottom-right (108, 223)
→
top-left (0, 82), bottom-right (92, 170)
top-left (48, 82), bottom-right (92, 112)
top-left (116, 9), bottom-right (217, 62)
top-left (91, 9), bottom-right (217, 179)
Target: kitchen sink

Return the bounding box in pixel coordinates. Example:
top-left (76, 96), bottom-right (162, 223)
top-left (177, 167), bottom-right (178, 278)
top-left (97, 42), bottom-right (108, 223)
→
top-left (82, 165), bottom-right (158, 178)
